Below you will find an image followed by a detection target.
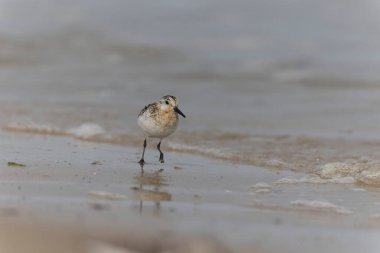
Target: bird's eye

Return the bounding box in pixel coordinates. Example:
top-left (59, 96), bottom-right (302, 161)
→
top-left (165, 101), bottom-right (169, 105)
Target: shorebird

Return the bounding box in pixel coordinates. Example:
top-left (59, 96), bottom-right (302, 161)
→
top-left (137, 95), bottom-right (186, 165)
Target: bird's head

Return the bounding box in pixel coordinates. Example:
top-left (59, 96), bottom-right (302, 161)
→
top-left (158, 95), bottom-right (186, 118)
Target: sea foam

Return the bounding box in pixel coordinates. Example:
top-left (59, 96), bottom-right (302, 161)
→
top-left (5, 121), bottom-right (107, 140)
top-left (274, 176), bottom-right (355, 185)
top-left (291, 199), bottom-right (352, 214)
top-left (166, 142), bottom-right (227, 157)
top-left (249, 182), bottom-right (272, 193)
top-left (68, 123), bottom-right (106, 139)
top-left (318, 162), bottom-right (380, 186)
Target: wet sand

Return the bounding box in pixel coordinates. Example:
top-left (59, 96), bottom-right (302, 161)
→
top-left (1, 131), bottom-right (380, 253)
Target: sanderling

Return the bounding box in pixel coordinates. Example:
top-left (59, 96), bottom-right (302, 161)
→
top-left (138, 95), bottom-right (186, 165)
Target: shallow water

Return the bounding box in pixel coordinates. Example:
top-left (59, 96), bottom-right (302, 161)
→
top-left (1, 0), bottom-right (380, 137)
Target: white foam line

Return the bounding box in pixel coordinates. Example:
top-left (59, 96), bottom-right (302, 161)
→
top-left (166, 142), bottom-right (226, 157)
top-left (68, 123), bottom-right (106, 138)
top-left (291, 199), bottom-right (352, 214)
top-left (274, 176), bottom-right (355, 185)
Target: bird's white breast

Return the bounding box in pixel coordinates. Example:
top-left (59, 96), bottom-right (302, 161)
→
top-left (138, 113), bottom-right (178, 139)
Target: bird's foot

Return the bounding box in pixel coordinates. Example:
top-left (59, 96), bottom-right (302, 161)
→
top-left (159, 154), bottom-right (165, 163)
top-left (138, 158), bottom-right (145, 166)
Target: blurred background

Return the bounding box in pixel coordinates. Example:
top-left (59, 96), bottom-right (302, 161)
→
top-left (1, 0), bottom-right (380, 138)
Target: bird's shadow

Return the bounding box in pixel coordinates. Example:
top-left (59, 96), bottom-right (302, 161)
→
top-left (133, 163), bottom-right (172, 215)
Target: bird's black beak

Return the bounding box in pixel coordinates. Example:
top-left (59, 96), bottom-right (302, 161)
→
top-left (174, 106), bottom-right (186, 118)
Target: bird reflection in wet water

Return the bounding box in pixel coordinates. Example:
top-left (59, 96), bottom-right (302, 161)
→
top-left (133, 163), bottom-right (172, 215)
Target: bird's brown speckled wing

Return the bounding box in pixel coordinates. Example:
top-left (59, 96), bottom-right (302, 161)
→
top-left (138, 103), bottom-right (158, 118)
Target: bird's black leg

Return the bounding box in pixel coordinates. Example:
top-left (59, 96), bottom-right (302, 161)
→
top-left (139, 139), bottom-right (147, 165)
top-left (157, 140), bottom-right (164, 163)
